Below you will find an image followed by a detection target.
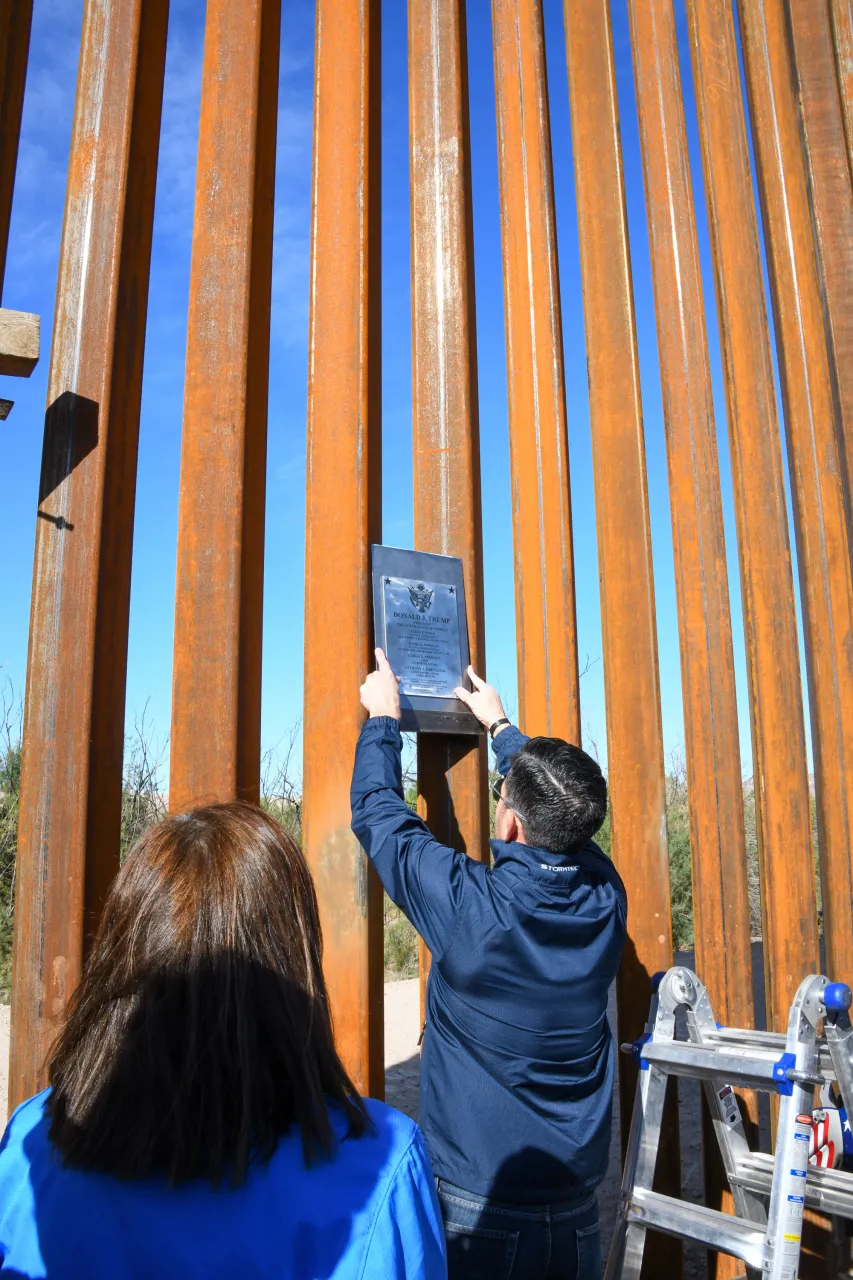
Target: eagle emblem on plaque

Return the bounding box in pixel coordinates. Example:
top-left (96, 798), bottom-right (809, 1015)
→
top-left (408, 582), bottom-right (434, 613)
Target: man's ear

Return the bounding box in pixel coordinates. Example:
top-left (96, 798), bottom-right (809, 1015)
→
top-left (504, 810), bottom-right (520, 844)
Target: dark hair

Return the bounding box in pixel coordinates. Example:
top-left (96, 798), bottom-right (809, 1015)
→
top-left (504, 737), bottom-right (607, 854)
top-left (46, 802), bottom-right (369, 1186)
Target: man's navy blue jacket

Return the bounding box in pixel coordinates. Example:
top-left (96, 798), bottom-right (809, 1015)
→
top-left (350, 716), bottom-right (627, 1205)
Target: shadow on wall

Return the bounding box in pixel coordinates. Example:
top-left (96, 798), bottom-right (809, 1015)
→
top-left (39, 390), bottom-right (99, 503)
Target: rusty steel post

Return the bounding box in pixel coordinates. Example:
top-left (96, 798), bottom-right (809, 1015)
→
top-left (409, 0), bottom-right (489, 1006)
top-left (10, 0), bottom-right (168, 1112)
top-left (0, 0), bottom-right (33, 299)
top-left (628, 2), bottom-right (754, 1272)
top-left (303, 0), bottom-right (383, 1098)
top-left (561, 5), bottom-right (680, 1272)
top-left (830, 0), bottom-right (853, 180)
top-left (490, 0), bottom-right (580, 743)
top-left (686, 0), bottom-right (818, 1039)
top-left (170, 0), bottom-right (279, 811)
top-left (739, 3), bottom-right (853, 1262)
top-left (740, 0), bottom-right (853, 1035)
top-left (784, 0), bottom-right (853, 538)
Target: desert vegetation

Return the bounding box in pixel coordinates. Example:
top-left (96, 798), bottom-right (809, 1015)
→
top-left (0, 686), bottom-right (820, 999)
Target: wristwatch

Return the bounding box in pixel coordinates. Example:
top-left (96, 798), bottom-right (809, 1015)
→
top-left (489, 717), bottom-right (511, 739)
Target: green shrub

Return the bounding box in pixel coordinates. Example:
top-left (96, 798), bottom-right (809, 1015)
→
top-left (667, 817), bottom-right (694, 951)
top-left (589, 769), bottom-right (695, 949)
top-left (384, 915), bottom-right (419, 978)
top-left (384, 893), bottom-right (419, 978)
top-left (595, 807), bottom-right (611, 858)
top-left (260, 796), bottom-right (302, 845)
top-left (0, 705), bottom-right (826, 1000)
top-left (0, 741), bottom-right (21, 1003)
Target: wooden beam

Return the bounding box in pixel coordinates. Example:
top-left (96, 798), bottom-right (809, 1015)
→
top-left (0, 307), bottom-right (38, 375)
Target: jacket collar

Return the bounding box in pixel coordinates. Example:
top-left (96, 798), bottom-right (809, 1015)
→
top-left (489, 838), bottom-right (584, 872)
top-left (489, 838), bottom-right (626, 899)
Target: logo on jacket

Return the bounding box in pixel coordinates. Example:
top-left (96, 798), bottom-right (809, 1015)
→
top-left (408, 582), bottom-right (434, 612)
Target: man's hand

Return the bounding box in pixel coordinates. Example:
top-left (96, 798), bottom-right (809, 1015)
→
top-left (360, 649), bottom-right (402, 721)
top-left (454, 667), bottom-right (508, 732)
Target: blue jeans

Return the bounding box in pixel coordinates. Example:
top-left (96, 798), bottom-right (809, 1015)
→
top-left (435, 1179), bottom-right (601, 1280)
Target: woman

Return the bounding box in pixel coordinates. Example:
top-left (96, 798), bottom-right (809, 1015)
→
top-left (0, 802), bottom-right (446, 1279)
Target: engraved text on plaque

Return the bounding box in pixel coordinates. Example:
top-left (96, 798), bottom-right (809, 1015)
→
top-left (382, 576), bottom-right (462, 698)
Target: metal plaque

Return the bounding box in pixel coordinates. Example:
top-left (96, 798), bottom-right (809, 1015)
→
top-left (382, 577), bottom-right (462, 697)
top-left (371, 545), bottom-right (481, 735)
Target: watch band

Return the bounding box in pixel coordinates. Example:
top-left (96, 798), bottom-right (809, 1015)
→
top-left (489, 717), bottom-right (511, 739)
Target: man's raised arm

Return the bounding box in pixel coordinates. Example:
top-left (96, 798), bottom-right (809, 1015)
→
top-left (452, 666), bottom-right (530, 777)
top-left (350, 650), bottom-right (484, 960)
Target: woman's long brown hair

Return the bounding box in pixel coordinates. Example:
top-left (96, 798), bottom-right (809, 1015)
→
top-left (46, 802), bottom-right (369, 1185)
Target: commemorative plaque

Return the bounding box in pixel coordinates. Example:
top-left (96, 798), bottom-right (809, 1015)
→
top-left (371, 545), bottom-right (481, 734)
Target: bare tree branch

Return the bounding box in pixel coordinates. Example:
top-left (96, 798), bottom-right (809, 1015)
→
top-left (120, 701), bottom-right (168, 859)
top-left (261, 719), bottom-right (303, 843)
top-left (578, 653), bottom-right (601, 680)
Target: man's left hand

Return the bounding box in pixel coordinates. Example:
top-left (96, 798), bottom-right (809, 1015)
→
top-left (360, 648), bottom-right (402, 721)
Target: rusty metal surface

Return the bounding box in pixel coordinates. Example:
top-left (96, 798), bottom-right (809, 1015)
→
top-left (741, 0), bottom-right (853, 1018)
top-left (785, 0), bottom-right (853, 546)
top-left (10, 0), bottom-right (168, 1112)
top-left (627, 0), bottom-right (752, 1039)
top-left (831, 0), bottom-right (853, 181)
top-left (303, 0), bottom-right (384, 1099)
top-left (409, 0), bottom-right (489, 1001)
top-left (561, 5), bottom-right (680, 1271)
top-left (628, 2), bottom-right (754, 1270)
top-left (0, 0), bottom-right (33, 300)
top-left (687, 0), bottom-right (818, 1041)
top-left (170, 0), bottom-right (279, 812)
top-left (491, 0), bottom-right (579, 743)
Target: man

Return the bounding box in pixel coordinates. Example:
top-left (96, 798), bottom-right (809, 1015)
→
top-left (351, 650), bottom-right (626, 1280)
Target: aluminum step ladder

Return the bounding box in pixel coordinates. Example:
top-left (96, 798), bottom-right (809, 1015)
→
top-left (605, 966), bottom-right (853, 1280)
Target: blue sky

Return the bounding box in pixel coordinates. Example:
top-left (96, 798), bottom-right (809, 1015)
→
top-left (0, 0), bottom-right (810, 781)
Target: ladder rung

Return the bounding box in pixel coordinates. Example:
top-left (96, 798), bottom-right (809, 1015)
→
top-left (707, 1029), bottom-right (838, 1081)
top-left (733, 1152), bottom-right (853, 1218)
top-left (640, 1040), bottom-right (795, 1091)
top-left (626, 1188), bottom-right (766, 1268)
top-left (608, 969), bottom-right (853, 1279)
top-left (707, 1028), bottom-right (786, 1050)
